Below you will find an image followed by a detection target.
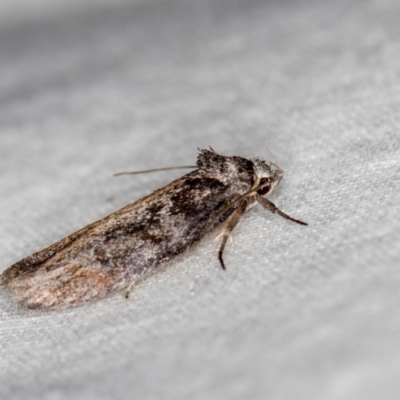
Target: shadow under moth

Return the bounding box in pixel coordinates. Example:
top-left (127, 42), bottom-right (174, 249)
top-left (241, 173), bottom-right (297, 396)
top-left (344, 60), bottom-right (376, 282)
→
top-left (1, 148), bottom-right (307, 309)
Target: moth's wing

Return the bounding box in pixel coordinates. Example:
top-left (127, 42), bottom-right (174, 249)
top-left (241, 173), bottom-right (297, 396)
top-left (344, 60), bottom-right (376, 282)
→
top-left (0, 191), bottom-right (168, 307)
top-left (1, 172), bottom-right (237, 308)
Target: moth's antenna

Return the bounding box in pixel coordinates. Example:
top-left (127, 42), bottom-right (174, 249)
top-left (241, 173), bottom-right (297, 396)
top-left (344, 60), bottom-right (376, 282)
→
top-left (114, 166), bottom-right (197, 176)
top-left (265, 146), bottom-right (280, 170)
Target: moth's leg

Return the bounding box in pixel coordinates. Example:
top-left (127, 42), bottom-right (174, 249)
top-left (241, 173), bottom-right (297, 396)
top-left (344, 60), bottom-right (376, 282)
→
top-left (256, 194), bottom-right (308, 226)
top-left (125, 281), bottom-right (136, 299)
top-left (217, 200), bottom-right (248, 270)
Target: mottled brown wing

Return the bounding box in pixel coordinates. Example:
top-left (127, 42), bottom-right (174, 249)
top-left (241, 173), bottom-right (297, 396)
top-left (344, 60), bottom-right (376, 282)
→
top-left (1, 170), bottom-right (237, 308)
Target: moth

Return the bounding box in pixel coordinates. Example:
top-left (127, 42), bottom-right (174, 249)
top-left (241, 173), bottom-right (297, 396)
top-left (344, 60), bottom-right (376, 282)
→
top-left (0, 148), bottom-right (307, 309)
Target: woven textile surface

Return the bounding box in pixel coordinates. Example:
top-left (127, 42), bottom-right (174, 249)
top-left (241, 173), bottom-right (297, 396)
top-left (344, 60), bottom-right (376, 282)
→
top-left (1, 0), bottom-right (399, 399)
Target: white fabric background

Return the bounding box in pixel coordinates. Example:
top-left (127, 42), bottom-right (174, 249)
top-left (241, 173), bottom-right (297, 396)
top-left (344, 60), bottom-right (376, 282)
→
top-left (1, 0), bottom-right (399, 399)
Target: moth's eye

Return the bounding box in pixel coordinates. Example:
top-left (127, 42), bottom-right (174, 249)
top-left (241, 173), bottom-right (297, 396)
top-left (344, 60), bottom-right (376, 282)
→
top-left (257, 178), bottom-right (271, 195)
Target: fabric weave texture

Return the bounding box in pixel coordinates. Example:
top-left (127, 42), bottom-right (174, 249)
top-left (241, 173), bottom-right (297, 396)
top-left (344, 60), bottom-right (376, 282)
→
top-left (1, 0), bottom-right (399, 399)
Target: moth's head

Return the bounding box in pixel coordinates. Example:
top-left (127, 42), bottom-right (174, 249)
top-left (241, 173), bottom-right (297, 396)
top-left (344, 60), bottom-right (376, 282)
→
top-left (251, 157), bottom-right (284, 197)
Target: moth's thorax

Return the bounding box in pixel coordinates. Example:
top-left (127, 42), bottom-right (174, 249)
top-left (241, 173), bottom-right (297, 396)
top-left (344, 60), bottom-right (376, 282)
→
top-left (196, 149), bottom-right (284, 196)
top-left (197, 149), bottom-right (255, 186)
